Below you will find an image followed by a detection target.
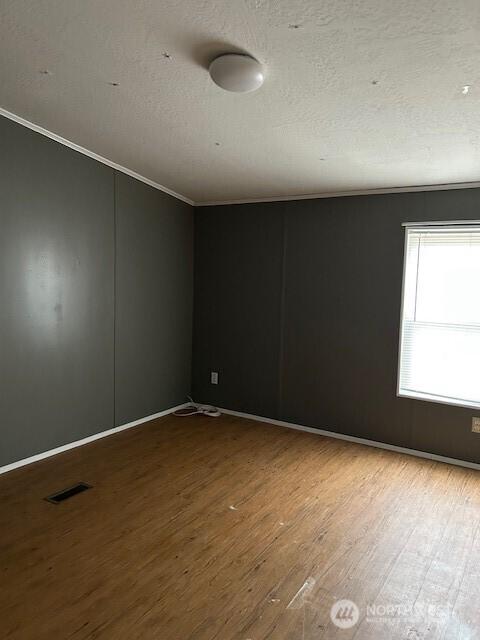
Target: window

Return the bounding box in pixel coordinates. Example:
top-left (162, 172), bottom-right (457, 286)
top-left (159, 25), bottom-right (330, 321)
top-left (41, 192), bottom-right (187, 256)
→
top-left (398, 224), bottom-right (480, 409)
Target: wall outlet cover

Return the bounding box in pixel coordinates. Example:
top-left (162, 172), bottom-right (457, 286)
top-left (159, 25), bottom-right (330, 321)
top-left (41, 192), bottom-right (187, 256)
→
top-left (472, 417), bottom-right (480, 433)
top-left (211, 371), bottom-right (218, 385)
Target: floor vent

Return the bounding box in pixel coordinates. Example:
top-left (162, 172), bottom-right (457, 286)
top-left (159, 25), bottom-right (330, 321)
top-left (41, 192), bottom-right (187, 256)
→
top-left (45, 482), bottom-right (92, 504)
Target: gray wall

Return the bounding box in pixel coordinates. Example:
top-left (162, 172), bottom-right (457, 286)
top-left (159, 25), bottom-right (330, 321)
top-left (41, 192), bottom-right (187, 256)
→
top-left (193, 190), bottom-right (480, 464)
top-left (3, 110), bottom-right (479, 468)
top-left (193, 205), bottom-right (284, 417)
top-left (115, 173), bottom-right (193, 425)
top-left (0, 116), bottom-right (193, 467)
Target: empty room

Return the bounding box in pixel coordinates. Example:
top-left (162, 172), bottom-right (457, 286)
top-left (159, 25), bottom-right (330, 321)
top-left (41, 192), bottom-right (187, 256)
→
top-left (2, 1), bottom-right (480, 638)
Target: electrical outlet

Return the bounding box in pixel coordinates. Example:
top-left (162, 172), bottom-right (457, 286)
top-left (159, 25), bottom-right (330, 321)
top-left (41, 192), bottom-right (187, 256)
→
top-left (472, 417), bottom-right (480, 433)
top-left (210, 371), bottom-right (218, 385)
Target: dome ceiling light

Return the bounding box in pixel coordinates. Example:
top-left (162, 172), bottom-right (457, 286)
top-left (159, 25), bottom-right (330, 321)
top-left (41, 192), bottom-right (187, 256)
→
top-left (209, 54), bottom-right (264, 93)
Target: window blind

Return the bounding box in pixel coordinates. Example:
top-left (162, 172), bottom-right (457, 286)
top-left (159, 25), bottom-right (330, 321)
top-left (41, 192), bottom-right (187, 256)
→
top-left (398, 225), bottom-right (480, 409)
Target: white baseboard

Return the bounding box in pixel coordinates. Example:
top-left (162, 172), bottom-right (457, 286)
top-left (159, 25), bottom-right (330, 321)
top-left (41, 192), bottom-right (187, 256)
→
top-left (3, 403), bottom-right (477, 476)
top-left (0, 403), bottom-right (189, 476)
top-left (219, 407), bottom-right (480, 472)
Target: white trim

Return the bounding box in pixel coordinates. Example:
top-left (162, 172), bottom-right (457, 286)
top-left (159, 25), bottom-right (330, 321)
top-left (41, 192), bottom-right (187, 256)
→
top-left (0, 108), bottom-right (194, 206)
top-left (396, 226), bottom-right (409, 400)
top-left (220, 407), bottom-right (480, 472)
top-left (402, 220), bottom-right (480, 227)
top-left (3, 402), bottom-right (477, 476)
top-left (398, 389), bottom-right (480, 411)
top-left (0, 403), bottom-right (189, 475)
top-left (3, 106), bottom-right (480, 208)
top-left (195, 181), bottom-right (480, 207)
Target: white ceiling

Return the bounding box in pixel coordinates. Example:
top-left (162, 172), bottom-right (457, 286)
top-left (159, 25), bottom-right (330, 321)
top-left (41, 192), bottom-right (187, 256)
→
top-left (1, 0), bottom-right (480, 205)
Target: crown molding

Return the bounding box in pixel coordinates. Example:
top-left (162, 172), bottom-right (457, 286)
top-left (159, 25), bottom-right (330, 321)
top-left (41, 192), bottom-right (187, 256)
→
top-left (195, 180), bottom-right (480, 207)
top-left (0, 107), bottom-right (194, 206)
top-left (3, 106), bottom-right (480, 208)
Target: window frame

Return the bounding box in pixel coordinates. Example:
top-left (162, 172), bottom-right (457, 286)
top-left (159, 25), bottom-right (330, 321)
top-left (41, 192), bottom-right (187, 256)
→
top-left (397, 220), bottom-right (480, 411)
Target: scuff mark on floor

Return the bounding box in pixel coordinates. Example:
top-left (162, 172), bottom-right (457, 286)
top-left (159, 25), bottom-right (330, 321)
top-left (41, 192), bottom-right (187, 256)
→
top-left (287, 576), bottom-right (316, 610)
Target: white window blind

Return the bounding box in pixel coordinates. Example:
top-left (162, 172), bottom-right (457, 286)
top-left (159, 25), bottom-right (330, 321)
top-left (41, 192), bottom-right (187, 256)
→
top-left (398, 224), bottom-right (480, 409)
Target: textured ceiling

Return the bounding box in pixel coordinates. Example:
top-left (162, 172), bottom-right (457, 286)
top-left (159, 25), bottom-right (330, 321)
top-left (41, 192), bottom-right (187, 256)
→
top-left (1, 0), bottom-right (480, 204)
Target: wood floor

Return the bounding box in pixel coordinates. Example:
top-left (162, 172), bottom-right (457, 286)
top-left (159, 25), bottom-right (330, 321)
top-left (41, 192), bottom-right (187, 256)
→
top-left (1, 414), bottom-right (480, 640)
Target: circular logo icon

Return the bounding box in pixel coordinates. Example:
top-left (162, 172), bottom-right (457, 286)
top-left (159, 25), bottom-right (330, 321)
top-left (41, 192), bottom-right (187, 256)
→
top-left (330, 599), bottom-right (360, 629)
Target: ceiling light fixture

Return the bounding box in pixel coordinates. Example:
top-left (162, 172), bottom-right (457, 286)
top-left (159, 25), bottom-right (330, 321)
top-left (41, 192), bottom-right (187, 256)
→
top-left (462, 85), bottom-right (471, 95)
top-left (209, 54), bottom-right (264, 93)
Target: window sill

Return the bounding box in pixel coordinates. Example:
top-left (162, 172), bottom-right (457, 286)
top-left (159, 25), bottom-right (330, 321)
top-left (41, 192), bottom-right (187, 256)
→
top-left (398, 389), bottom-right (480, 411)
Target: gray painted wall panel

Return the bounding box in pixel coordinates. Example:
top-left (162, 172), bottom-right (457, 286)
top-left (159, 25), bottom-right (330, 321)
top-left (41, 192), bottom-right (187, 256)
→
top-left (281, 194), bottom-right (419, 447)
top-left (0, 116), bottom-right (114, 466)
top-left (192, 204), bottom-right (284, 417)
top-left (114, 173), bottom-right (193, 425)
top-left (193, 189), bottom-right (480, 464)
top-left (0, 116), bottom-right (194, 467)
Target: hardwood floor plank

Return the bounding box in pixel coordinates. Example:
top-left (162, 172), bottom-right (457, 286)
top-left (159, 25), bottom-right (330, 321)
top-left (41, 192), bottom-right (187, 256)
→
top-left (1, 414), bottom-right (479, 639)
